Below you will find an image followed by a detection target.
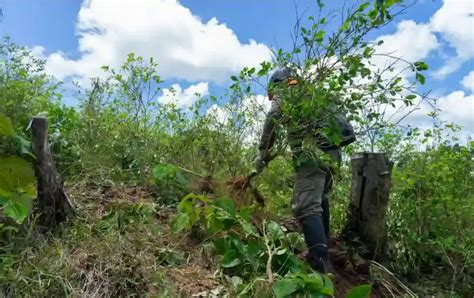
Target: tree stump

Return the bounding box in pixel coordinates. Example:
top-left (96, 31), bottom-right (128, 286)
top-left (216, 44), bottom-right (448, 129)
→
top-left (342, 152), bottom-right (393, 260)
top-left (31, 116), bottom-right (74, 229)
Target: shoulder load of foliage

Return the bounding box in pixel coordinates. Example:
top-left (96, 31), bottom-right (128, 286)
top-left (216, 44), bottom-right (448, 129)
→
top-left (0, 0), bottom-right (472, 297)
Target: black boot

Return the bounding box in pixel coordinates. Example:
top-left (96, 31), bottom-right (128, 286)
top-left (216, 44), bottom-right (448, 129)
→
top-left (301, 215), bottom-right (334, 274)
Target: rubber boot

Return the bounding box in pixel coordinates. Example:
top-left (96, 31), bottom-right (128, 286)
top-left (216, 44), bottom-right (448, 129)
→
top-left (301, 215), bottom-right (334, 274)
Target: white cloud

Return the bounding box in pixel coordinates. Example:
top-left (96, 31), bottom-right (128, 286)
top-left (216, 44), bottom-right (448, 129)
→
top-left (158, 82), bottom-right (208, 108)
top-left (461, 71), bottom-right (474, 93)
top-left (430, 0), bottom-right (474, 77)
top-left (394, 90), bottom-right (474, 137)
top-left (39, 0), bottom-right (271, 84)
top-left (430, 0), bottom-right (474, 60)
top-left (374, 20), bottom-right (440, 66)
top-left (371, 0), bottom-right (473, 79)
top-left (206, 94), bottom-right (270, 144)
top-left (366, 20), bottom-right (439, 88)
top-left (437, 91), bottom-right (474, 131)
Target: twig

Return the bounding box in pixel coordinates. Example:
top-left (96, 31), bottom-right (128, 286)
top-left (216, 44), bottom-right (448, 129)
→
top-left (262, 219), bottom-right (274, 283)
top-left (370, 260), bottom-right (417, 297)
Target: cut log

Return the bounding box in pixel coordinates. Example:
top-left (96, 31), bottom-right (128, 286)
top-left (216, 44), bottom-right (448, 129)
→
top-left (342, 152), bottom-right (393, 260)
top-left (31, 116), bottom-right (74, 229)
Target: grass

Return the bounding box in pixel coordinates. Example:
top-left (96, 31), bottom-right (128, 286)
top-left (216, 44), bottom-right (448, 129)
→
top-left (0, 185), bottom-right (222, 297)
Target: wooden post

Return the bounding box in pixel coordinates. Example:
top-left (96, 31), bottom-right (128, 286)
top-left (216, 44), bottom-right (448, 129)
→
top-left (342, 152), bottom-right (393, 260)
top-left (31, 116), bottom-right (74, 229)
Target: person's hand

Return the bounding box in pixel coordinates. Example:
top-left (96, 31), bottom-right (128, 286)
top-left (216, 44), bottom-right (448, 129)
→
top-left (255, 158), bottom-right (267, 173)
top-left (255, 151), bottom-right (270, 172)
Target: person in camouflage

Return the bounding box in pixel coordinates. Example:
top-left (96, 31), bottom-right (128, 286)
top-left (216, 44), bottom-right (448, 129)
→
top-left (256, 68), bottom-right (354, 273)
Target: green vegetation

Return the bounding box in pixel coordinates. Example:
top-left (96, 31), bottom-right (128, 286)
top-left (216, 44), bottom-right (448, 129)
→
top-left (0, 0), bottom-right (472, 297)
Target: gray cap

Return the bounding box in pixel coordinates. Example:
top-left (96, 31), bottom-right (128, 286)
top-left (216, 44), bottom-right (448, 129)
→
top-left (269, 68), bottom-right (292, 84)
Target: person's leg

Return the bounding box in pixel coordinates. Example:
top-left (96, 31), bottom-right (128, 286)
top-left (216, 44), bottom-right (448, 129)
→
top-left (320, 148), bottom-right (341, 240)
top-left (291, 161), bottom-right (333, 273)
top-left (321, 193), bottom-right (330, 240)
top-left (321, 166), bottom-right (334, 240)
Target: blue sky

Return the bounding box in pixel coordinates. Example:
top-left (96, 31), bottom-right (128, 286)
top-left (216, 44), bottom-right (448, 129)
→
top-left (1, 0), bottom-right (473, 135)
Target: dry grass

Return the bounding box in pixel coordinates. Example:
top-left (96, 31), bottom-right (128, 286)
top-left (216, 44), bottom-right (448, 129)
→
top-left (0, 185), bottom-right (227, 297)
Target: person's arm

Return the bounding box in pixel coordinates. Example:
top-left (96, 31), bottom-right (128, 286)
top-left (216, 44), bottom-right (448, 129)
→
top-left (257, 97), bottom-right (283, 168)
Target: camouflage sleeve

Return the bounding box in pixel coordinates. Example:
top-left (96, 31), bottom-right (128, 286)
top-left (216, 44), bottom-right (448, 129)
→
top-left (258, 97), bottom-right (283, 158)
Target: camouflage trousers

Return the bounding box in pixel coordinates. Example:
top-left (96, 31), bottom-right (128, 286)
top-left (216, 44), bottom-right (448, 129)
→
top-left (291, 149), bottom-right (340, 222)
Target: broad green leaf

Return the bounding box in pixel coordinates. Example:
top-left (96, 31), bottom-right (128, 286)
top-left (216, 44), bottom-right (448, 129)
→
top-left (314, 30), bottom-right (325, 44)
top-left (214, 197), bottom-right (236, 217)
top-left (4, 202), bottom-right (29, 224)
top-left (414, 61), bottom-right (429, 71)
top-left (346, 284), bottom-right (372, 298)
top-left (415, 73), bottom-right (425, 85)
top-left (170, 213), bottom-right (190, 233)
top-left (0, 157), bottom-right (36, 197)
top-left (300, 273), bottom-right (324, 290)
top-left (321, 275), bottom-right (334, 296)
top-left (272, 277), bottom-right (301, 298)
top-left (213, 237), bottom-right (230, 255)
top-left (240, 219), bottom-right (258, 236)
top-left (245, 240), bottom-right (264, 259)
top-left (286, 232), bottom-right (306, 251)
top-left (221, 249), bottom-right (241, 268)
top-left (239, 206), bottom-right (251, 222)
top-left (14, 135), bottom-right (35, 158)
top-left (266, 220), bottom-right (285, 240)
top-left (0, 113), bottom-right (15, 137)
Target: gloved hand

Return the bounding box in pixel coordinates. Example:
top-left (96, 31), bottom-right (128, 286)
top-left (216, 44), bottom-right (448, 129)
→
top-left (255, 151), bottom-right (269, 173)
top-left (255, 158), bottom-right (267, 173)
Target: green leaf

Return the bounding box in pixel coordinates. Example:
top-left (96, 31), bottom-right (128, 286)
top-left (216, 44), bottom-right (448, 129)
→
top-left (170, 213), bottom-right (190, 233)
top-left (221, 249), bottom-right (241, 268)
top-left (230, 75), bottom-right (238, 81)
top-left (14, 135), bottom-right (34, 158)
top-left (414, 61), bottom-right (429, 71)
top-left (368, 9), bottom-right (377, 20)
top-left (405, 94), bottom-right (417, 100)
top-left (346, 284), bottom-right (372, 298)
top-left (340, 20), bottom-right (350, 32)
top-left (321, 275), bottom-right (334, 296)
top-left (415, 73), bottom-right (425, 85)
top-left (0, 157), bottom-right (36, 197)
top-left (273, 277), bottom-right (301, 298)
top-left (4, 202), bottom-right (29, 224)
top-left (314, 30), bottom-right (325, 44)
top-left (301, 273), bottom-right (324, 291)
top-left (214, 197), bottom-right (236, 217)
top-left (266, 220), bottom-right (285, 240)
top-left (0, 113), bottom-right (15, 137)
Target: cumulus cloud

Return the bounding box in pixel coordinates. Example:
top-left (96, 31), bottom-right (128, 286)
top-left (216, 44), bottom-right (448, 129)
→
top-left (437, 91), bottom-right (474, 131)
top-left (207, 94), bottom-right (270, 144)
top-left (38, 0), bottom-right (271, 84)
top-left (207, 94), bottom-right (270, 124)
top-left (394, 90), bottom-right (473, 137)
top-left (461, 71), bottom-right (474, 93)
top-left (430, 0), bottom-right (474, 60)
top-left (158, 82), bottom-right (209, 108)
top-left (374, 20), bottom-right (440, 68)
top-left (370, 0), bottom-right (473, 79)
top-left (430, 0), bottom-right (474, 77)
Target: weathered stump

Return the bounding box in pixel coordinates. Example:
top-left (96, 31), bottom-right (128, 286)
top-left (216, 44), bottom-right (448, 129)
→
top-left (343, 152), bottom-right (393, 260)
top-left (31, 116), bottom-right (74, 229)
